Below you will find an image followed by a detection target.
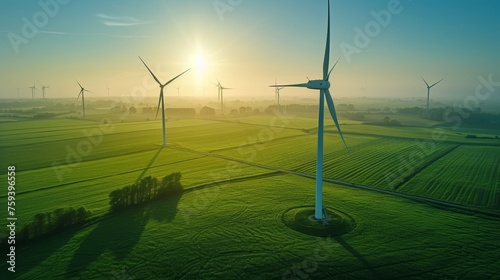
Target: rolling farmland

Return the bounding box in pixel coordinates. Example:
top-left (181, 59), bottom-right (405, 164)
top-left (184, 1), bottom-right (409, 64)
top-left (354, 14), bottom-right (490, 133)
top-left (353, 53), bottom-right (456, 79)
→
top-left (0, 112), bottom-right (499, 279)
top-left (400, 145), bottom-right (500, 209)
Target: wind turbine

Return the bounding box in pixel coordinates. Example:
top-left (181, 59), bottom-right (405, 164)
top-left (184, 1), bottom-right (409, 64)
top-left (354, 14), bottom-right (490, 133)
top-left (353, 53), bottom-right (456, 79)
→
top-left (176, 87), bottom-right (180, 97)
top-left (41, 84), bottom-right (49, 99)
top-left (270, 0), bottom-right (349, 221)
top-left (29, 83), bottom-right (37, 99)
top-left (16, 88), bottom-right (20, 98)
top-left (218, 81), bottom-right (232, 115)
top-left (107, 86), bottom-right (110, 97)
top-left (214, 80), bottom-right (222, 102)
top-left (274, 78), bottom-right (284, 113)
top-left (421, 77), bottom-right (443, 116)
top-left (138, 56), bottom-right (190, 146)
top-left (76, 80), bottom-right (91, 119)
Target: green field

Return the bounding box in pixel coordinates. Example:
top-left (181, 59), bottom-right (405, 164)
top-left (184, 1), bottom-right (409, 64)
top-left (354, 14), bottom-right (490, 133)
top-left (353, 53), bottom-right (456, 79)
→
top-left (0, 110), bottom-right (499, 279)
top-left (400, 145), bottom-right (500, 209)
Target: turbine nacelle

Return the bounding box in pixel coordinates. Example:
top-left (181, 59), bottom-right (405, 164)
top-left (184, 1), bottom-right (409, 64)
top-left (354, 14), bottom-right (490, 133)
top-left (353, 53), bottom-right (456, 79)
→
top-left (307, 80), bottom-right (330, 90)
top-left (271, 79), bottom-right (330, 90)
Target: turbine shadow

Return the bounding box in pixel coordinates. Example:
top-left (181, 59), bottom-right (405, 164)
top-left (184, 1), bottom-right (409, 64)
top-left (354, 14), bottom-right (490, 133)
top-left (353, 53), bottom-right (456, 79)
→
top-left (333, 236), bottom-right (382, 279)
top-left (65, 193), bottom-right (182, 278)
top-left (135, 146), bottom-right (164, 183)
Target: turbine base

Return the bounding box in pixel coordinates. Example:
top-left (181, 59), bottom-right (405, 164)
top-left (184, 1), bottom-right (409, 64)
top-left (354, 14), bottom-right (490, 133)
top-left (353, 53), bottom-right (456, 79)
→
top-left (282, 206), bottom-right (356, 237)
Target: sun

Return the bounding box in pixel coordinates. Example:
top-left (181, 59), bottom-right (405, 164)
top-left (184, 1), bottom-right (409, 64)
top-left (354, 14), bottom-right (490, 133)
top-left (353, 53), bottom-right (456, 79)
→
top-left (193, 51), bottom-right (207, 80)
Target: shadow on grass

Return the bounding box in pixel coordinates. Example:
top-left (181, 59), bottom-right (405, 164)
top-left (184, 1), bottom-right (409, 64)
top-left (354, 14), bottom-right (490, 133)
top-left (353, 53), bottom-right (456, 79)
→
top-left (65, 193), bottom-right (182, 278)
top-left (333, 236), bottom-right (382, 279)
top-left (0, 227), bottom-right (79, 278)
top-left (135, 146), bottom-right (164, 183)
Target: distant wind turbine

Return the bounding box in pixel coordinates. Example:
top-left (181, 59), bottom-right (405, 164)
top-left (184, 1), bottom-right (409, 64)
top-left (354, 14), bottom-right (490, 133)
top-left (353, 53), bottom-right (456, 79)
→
top-left (274, 78), bottom-right (284, 112)
top-left (17, 87), bottom-right (20, 98)
top-left (214, 80), bottom-right (222, 102)
top-left (41, 84), bottom-right (50, 99)
top-left (138, 56), bottom-right (190, 146)
top-left (76, 80), bottom-right (91, 119)
top-left (271, 0), bottom-right (349, 221)
top-left (217, 81), bottom-right (232, 115)
top-left (29, 83), bottom-right (37, 99)
top-left (421, 77), bottom-right (443, 116)
top-left (107, 86), bottom-right (110, 97)
top-left (176, 87), bottom-right (180, 97)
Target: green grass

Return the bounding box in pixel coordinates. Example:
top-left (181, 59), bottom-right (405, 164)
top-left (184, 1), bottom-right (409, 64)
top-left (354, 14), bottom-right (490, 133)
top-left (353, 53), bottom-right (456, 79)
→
top-left (400, 145), bottom-right (500, 209)
top-left (0, 111), bottom-right (499, 279)
top-left (2, 175), bottom-right (499, 279)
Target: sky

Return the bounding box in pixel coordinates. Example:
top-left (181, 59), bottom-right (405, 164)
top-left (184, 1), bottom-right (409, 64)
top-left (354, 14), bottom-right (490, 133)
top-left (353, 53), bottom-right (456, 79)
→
top-left (1, 0), bottom-right (499, 105)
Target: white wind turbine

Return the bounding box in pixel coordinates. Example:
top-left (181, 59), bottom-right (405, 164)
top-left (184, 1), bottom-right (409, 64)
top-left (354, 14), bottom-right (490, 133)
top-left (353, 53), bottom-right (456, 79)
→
top-left (421, 77), bottom-right (443, 116)
top-left (29, 83), bottom-right (37, 99)
top-left (76, 80), bottom-right (91, 119)
top-left (218, 81), bottom-right (232, 115)
top-left (139, 56), bottom-right (190, 146)
top-left (271, 0), bottom-right (349, 221)
top-left (41, 84), bottom-right (49, 99)
top-left (274, 78), bottom-right (284, 112)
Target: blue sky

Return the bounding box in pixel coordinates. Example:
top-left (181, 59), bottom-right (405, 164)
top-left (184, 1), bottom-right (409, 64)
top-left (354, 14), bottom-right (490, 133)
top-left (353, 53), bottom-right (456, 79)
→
top-left (1, 0), bottom-right (499, 104)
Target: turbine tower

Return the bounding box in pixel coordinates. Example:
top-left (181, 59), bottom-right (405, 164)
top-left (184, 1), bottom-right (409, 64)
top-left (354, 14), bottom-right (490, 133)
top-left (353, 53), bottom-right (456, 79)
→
top-left (274, 78), bottom-right (284, 112)
top-left (139, 56), bottom-right (190, 146)
top-left (421, 77), bottom-right (443, 116)
top-left (218, 81), bottom-right (232, 115)
top-left (271, 0), bottom-right (349, 221)
top-left (41, 84), bottom-right (49, 99)
top-left (29, 83), bottom-right (37, 99)
top-left (76, 80), bottom-right (91, 119)
top-left (214, 80), bottom-right (222, 102)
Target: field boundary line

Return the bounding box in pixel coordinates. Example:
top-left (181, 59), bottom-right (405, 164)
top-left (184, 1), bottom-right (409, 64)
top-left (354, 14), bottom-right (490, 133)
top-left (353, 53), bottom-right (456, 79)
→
top-left (167, 145), bottom-right (500, 219)
top-left (0, 156), bottom-right (206, 198)
top-left (391, 144), bottom-right (462, 191)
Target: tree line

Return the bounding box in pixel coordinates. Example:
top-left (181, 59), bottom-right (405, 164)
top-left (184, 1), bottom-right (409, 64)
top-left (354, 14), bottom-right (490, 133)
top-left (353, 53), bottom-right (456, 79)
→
top-left (0, 206), bottom-right (92, 249)
top-left (109, 173), bottom-right (183, 211)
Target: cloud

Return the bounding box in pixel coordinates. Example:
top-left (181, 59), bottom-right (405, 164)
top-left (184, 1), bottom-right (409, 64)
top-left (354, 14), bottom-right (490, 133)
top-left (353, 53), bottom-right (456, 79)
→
top-left (39, 30), bottom-right (149, 38)
top-left (96, 13), bottom-right (151, 27)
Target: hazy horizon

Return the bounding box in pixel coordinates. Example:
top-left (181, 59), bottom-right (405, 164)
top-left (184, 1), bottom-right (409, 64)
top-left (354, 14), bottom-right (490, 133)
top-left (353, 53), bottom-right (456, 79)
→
top-left (1, 0), bottom-right (499, 104)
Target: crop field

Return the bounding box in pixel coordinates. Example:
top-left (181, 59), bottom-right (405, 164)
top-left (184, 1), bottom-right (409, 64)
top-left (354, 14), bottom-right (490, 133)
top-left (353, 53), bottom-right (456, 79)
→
top-left (400, 145), bottom-right (500, 209)
top-left (0, 112), bottom-right (499, 279)
top-left (2, 175), bottom-right (499, 279)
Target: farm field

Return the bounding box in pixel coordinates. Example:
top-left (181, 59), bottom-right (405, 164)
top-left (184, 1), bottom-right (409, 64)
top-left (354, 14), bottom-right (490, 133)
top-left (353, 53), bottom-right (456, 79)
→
top-left (1, 175), bottom-right (499, 279)
top-left (0, 112), bottom-right (499, 279)
top-left (400, 145), bottom-right (500, 209)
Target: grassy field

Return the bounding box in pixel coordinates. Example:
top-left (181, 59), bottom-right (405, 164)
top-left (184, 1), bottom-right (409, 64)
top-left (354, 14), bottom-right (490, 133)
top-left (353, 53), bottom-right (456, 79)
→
top-left (0, 110), bottom-right (499, 279)
top-left (2, 175), bottom-right (499, 279)
top-left (400, 145), bottom-right (500, 209)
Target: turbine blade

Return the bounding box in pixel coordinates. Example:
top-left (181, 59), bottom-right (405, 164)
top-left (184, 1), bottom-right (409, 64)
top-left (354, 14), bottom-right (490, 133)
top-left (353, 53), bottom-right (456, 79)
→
top-left (269, 83), bottom-right (308, 88)
top-left (322, 0), bottom-right (331, 80)
top-left (155, 90), bottom-right (162, 120)
top-left (76, 80), bottom-right (84, 90)
top-left (421, 77), bottom-right (430, 88)
top-left (138, 56), bottom-right (162, 86)
top-left (164, 68), bottom-right (191, 86)
top-left (77, 90), bottom-right (82, 100)
top-left (324, 89), bottom-right (350, 154)
top-left (327, 57), bottom-right (340, 81)
top-left (430, 79), bottom-right (443, 88)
